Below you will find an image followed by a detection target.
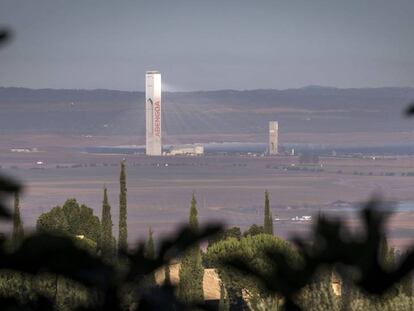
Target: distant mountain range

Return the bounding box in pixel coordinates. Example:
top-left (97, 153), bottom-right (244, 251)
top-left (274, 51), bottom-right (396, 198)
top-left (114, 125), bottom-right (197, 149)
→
top-left (0, 86), bottom-right (413, 138)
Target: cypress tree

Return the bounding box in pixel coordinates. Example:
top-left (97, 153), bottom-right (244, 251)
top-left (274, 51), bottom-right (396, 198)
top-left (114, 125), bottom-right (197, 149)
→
top-left (264, 190), bottom-right (273, 235)
top-left (145, 227), bottom-right (155, 259)
top-left (379, 235), bottom-right (396, 269)
top-left (189, 193), bottom-right (199, 231)
top-left (12, 192), bottom-right (24, 249)
top-left (401, 251), bottom-right (413, 297)
top-left (401, 276), bottom-right (413, 297)
top-left (219, 282), bottom-right (230, 311)
top-left (100, 187), bottom-right (114, 261)
top-left (118, 160), bottom-right (128, 251)
top-left (164, 264), bottom-right (171, 285)
top-left (10, 192), bottom-right (29, 304)
top-left (177, 193), bottom-right (204, 303)
top-left (145, 227), bottom-right (157, 287)
top-left (299, 280), bottom-right (339, 311)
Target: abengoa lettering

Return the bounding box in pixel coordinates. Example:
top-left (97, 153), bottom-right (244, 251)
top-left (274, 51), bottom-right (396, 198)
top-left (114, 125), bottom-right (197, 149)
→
top-left (153, 100), bottom-right (161, 137)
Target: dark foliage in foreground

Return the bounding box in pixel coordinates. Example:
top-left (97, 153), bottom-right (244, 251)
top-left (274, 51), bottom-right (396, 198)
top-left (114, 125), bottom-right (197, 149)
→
top-left (405, 101), bottom-right (414, 116)
top-left (1, 29), bottom-right (413, 308)
top-left (0, 173), bottom-right (223, 310)
top-left (2, 172), bottom-right (414, 311)
top-left (0, 174), bottom-right (20, 219)
top-left (0, 28), bottom-right (12, 48)
top-left (223, 199), bottom-right (414, 310)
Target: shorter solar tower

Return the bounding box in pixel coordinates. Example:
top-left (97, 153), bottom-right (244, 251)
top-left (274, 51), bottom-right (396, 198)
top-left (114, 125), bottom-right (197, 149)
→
top-left (269, 121), bottom-right (278, 155)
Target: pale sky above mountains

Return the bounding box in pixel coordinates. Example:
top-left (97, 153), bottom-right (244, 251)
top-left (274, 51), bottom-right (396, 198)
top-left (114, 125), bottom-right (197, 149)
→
top-left (1, 0), bottom-right (413, 91)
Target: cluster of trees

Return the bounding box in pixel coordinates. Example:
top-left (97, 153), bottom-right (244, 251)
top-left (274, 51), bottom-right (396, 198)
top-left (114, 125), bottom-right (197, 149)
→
top-left (205, 226), bottom-right (414, 310)
top-left (36, 160), bottom-right (129, 260)
top-left (2, 161), bottom-right (414, 310)
top-left (0, 161), bottom-right (134, 309)
top-left (174, 192), bottom-right (414, 311)
top-left (24, 177), bottom-right (276, 309)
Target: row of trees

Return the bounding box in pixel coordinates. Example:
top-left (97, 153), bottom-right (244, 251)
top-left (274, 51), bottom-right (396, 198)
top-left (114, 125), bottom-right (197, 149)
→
top-left (13, 155), bottom-right (276, 259)
top-left (35, 161), bottom-right (128, 259)
top-left (177, 191), bottom-right (277, 309)
top-left (174, 192), bottom-right (414, 310)
top-left (9, 162), bottom-right (414, 311)
top-left (2, 161), bottom-right (131, 309)
top-left (8, 161), bottom-right (277, 309)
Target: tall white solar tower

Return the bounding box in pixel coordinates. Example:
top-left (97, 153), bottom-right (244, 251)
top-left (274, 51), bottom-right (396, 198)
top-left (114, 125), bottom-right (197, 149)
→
top-left (269, 121), bottom-right (278, 155)
top-left (145, 71), bottom-right (162, 156)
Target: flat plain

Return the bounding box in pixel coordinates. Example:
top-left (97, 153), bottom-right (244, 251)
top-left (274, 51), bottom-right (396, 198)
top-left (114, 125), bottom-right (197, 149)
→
top-left (2, 136), bottom-right (414, 249)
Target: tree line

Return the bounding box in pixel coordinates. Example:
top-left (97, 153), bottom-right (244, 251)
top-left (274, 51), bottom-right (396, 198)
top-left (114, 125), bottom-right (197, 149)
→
top-left (2, 162), bottom-right (414, 310)
top-left (35, 160), bottom-right (129, 263)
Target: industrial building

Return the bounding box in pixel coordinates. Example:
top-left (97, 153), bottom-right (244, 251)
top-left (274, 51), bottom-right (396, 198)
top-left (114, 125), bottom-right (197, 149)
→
top-left (168, 144), bottom-right (204, 156)
top-left (143, 71), bottom-right (279, 157)
top-left (269, 121), bottom-right (278, 155)
top-left (145, 71), bottom-right (162, 156)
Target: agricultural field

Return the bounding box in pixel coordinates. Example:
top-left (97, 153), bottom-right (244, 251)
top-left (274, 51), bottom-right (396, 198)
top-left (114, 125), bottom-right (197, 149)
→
top-left (2, 137), bottom-right (414, 249)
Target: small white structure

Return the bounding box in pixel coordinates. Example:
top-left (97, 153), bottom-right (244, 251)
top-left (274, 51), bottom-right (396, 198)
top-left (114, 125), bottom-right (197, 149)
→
top-left (11, 148), bottom-right (38, 153)
top-left (291, 215), bottom-right (312, 222)
top-left (169, 144), bottom-right (204, 156)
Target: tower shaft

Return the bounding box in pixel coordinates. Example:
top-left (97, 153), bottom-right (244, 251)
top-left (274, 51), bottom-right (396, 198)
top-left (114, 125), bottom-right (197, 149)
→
top-left (269, 121), bottom-right (278, 155)
top-left (145, 71), bottom-right (162, 156)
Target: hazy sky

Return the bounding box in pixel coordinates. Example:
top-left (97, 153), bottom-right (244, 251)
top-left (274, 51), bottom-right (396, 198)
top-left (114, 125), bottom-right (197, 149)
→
top-left (0, 0), bottom-right (413, 91)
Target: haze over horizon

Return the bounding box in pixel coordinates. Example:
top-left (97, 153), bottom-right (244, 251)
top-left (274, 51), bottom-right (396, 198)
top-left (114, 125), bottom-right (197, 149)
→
top-left (1, 0), bottom-right (414, 91)
top-left (2, 85), bottom-right (414, 94)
